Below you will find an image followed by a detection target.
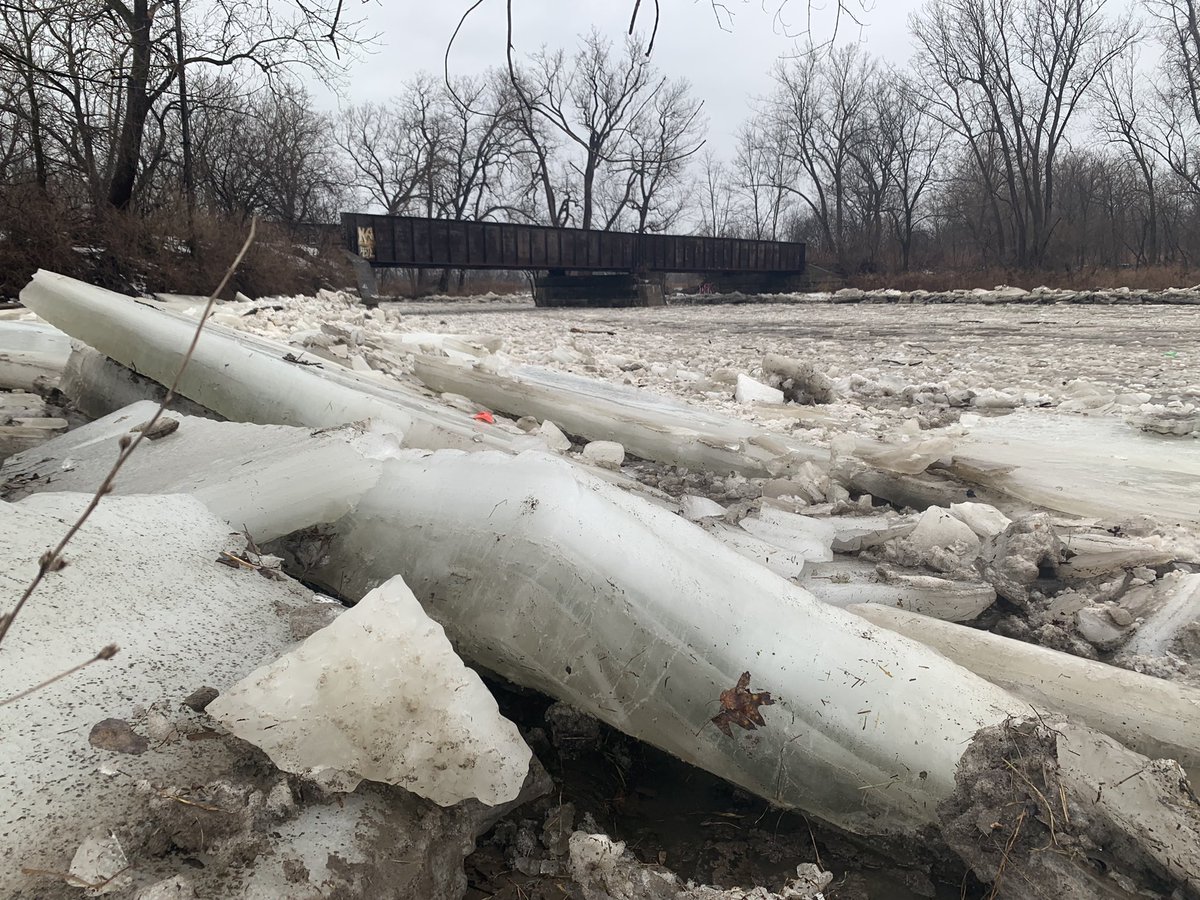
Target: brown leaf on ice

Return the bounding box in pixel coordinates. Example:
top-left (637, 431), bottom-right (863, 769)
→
top-left (711, 671), bottom-right (775, 737)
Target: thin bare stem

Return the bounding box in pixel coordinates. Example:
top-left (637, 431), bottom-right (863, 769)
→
top-left (0, 644), bottom-right (119, 707)
top-left (0, 219), bottom-right (258, 657)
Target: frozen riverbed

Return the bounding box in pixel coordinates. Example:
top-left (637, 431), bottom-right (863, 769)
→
top-left (380, 297), bottom-right (1200, 440)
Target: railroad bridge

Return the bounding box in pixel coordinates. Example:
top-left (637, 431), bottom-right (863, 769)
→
top-left (341, 213), bottom-right (806, 306)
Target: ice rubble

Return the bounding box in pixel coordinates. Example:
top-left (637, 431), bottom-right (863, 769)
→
top-left (12, 272), bottom-right (1200, 896)
top-left (284, 447), bottom-right (1150, 834)
top-left (208, 574), bottom-right (530, 804)
top-left (0, 490), bottom-right (541, 898)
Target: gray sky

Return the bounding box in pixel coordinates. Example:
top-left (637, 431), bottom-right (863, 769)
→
top-left (319, 1), bottom-right (921, 157)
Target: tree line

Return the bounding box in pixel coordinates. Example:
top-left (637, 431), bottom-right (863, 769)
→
top-left (4, 0), bottom-right (1200, 288)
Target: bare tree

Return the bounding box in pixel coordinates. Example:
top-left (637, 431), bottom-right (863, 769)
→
top-left (878, 77), bottom-right (949, 271)
top-left (765, 43), bottom-right (884, 271)
top-left (612, 77), bottom-right (705, 232)
top-left (339, 76), bottom-right (441, 216)
top-left (696, 151), bottom-right (740, 236)
top-left (1098, 48), bottom-right (1162, 264)
top-left (911, 0), bottom-right (1135, 268)
top-left (510, 30), bottom-right (677, 230)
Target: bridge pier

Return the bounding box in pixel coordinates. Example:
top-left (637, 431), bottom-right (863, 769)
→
top-left (533, 272), bottom-right (664, 308)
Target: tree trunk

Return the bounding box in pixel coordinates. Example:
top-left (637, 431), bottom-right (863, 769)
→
top-left (108, 0), bottom-right (153, 210)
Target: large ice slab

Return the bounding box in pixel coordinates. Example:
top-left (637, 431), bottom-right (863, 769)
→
top-left (850, 603), bottom-right (1200, 779)
top-left (1, 402), bottom-right (388, 541)
top-left (19, 271), bottom-right (540, 454)
top-left (412, 354), bottom-right (828, 477)
top-left (948, 410), bottom-right (1200, 525)
top-left (0, 320), bottom-right (71, 390)
top-left (293, 447), bottom-right (1035, 838)
top-left (208, 574), bottom-right (531, 806)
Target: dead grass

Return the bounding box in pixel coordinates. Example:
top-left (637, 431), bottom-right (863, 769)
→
top-left (0, 188), bottom-right (353, 301)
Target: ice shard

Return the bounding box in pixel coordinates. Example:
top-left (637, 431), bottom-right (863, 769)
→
top-left (208, 574), bottom-right (531, 806)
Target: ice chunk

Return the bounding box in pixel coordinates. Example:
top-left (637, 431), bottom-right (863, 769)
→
top-left (538, 419), bottom-right (572, 452)
top-left (803, 561), bottom-right (996, 621)
top-left (907, 507), bottom-right (981, 556)
top-left (850, 603), bottom-right (1200, 779)
top-left (292, 448), bottom-right (1033, 838)
top-left (0, 320), bottom-right (71, 390)
top-left (739, 507), bottom-right (835, 563)
top-left (762, 353), bottom-right (833, 404)
top-left (827, 513), bottom-right (916, 552)
top-left (68, 833), bottom-right (131, 895)
top-left (581, 440), bottom-right (625, 469)
top-left (57, 345), bottom-right (217, 421)
top-left (704, 523), bottom-right (808, 579)
top-left (852, 435), bottom-right (956, 475)
top-left (208, 574), bottom-right (531, 806)
top-left (1058, 531), bottom-right (1176, 578)
top-left (948, 501), bottom-right (1011, 538)
top-left (734, 373), bottom-right (784, 404)
top-left (412, 353), bottom-right (828, 477)
top-left (680, 495), bottom-right (726, 521)
top-left (1122, 572), bottom-right (1200, 659)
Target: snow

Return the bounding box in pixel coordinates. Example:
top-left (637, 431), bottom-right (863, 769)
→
top-left (0, 493), bottom-right (322, 892)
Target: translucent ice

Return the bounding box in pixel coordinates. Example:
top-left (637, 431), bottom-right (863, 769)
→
top-left (412, 353), bottom-right (828, 477)
top-left (208, 574), bottom-right (531, 806)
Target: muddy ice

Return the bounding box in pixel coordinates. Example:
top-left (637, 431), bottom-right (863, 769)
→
top-left (2, 275), bottom-right (1200, 899)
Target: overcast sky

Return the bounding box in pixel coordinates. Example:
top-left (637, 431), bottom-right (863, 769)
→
top-left (317, 1), bottom-right (922, 157)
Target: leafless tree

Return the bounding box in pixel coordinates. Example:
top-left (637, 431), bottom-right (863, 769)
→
top-left (911, 0), bottom-right (1135, 268)
top-left (339, 76), bottom-right (441, 216)
top-left (877, 77), bottom-right (949, 271)
top-left (765, 43), bottom-right (885, 271)
top-left (509, 30), bottom-right (700, 231)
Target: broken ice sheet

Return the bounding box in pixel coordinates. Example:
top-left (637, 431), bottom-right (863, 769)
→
top-left (946, 410), bottom-right (1200, 525)
top-left (738, 507), bottom-right (835, 564)
top-left (19, 271), bottom-right (543, 455)
top-left (0, 492), bottom-right (322, 893)
top-left (284, 446), bottom-right (1043, 838)
top-left (412, 352), bottom-right (828, 477)
top-left (208, 574), bottom-right (531, 806)
top-left (851, 602), bottom-right (1200, 780)
top-left (0, 320), bottom-right (71, 390)
top-left (1, 401), bottom-right (389, 541)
